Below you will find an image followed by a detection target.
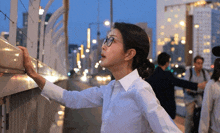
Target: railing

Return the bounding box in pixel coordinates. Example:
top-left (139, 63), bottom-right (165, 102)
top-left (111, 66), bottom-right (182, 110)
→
top-left (0, 36), bottom-right (67, 98)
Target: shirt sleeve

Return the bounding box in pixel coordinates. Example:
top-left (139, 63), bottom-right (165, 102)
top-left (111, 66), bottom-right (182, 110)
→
top-left (41, 80), bottom-right (104, 109)
top-left (199, 81), bottom-right (214, 133)
top-left (136, 87), bottom-right (182, 133)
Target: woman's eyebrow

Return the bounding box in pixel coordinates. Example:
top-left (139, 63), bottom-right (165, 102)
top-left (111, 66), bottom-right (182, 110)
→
top-left (107, 35), bottom-right (117, 38)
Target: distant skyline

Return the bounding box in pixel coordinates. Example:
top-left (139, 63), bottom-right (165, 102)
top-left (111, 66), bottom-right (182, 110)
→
top-left (0, 0), bottom-right (156, 57)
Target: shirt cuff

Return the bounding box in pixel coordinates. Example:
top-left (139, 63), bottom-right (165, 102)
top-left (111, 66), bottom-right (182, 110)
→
top-left (40, 80), bottom-right (65, 104)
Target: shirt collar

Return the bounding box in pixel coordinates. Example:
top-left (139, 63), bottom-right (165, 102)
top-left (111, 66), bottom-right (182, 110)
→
top-left (118, 69), bottom-right (140, 91)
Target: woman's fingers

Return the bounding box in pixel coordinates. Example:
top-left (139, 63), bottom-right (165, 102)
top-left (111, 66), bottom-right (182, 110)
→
top-left (0, 73), bottom-right (3, 77)
top-left (17, 46), bottom-right (36, 76)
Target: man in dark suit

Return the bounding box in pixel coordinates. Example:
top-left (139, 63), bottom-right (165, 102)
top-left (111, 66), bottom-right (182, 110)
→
top-left (146, 52), bottom-right (206, 119)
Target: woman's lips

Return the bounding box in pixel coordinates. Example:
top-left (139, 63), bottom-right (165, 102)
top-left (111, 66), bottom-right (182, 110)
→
top-left (101, 54), bottom-right (106, 58)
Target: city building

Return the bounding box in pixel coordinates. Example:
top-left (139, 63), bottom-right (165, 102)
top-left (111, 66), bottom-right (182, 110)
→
top-left (163, 37), bottom-right (185, 67)
top-left (68, 44), bottom-right (78, 71)
top-left (136, 22), bottom-right (153, 60)
top-left (157, 0), bottom-right (220, 69)
top-left (68, 44), bottom-right (78, 54)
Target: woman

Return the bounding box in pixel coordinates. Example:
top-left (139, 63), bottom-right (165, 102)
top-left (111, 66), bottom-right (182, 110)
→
top-left (199, 58), bottom-right (220, 133)
top-left (18, 22), bottom-right (181, 133)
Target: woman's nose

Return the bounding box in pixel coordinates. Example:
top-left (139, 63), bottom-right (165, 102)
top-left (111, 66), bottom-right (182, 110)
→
top-left (102, 44), bottom-right (107, 51)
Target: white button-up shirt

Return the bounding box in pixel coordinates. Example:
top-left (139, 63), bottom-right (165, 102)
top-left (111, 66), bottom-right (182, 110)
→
top-left (199, 80), bottom-right (220, 133)
top-left (41, 69), bottom-right (182, 133)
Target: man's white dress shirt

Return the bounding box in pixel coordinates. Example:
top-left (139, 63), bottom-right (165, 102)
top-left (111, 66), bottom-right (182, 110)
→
top-left (41, 69), bottom-right (182, 133)
top-left (199, 80), bottom-right (220, 133)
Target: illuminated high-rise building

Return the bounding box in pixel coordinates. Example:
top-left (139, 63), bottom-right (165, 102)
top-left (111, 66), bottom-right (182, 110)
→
top-left (157, 0), bottom-right (220, 68)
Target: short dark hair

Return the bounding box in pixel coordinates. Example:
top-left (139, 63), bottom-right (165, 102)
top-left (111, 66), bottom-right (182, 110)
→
top-left (194, 55), bottom-right (204, 63)
top-left (113, 22), bottom-right (154, 78)
top-left (157, 52), bottom-right (170, 66)
top-left (211, 58), bottom-right (220, 81)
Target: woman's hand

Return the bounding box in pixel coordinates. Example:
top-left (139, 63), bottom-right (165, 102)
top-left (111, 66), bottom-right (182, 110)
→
top-left (17, 46), bottom-right (46, 90)
top-left (0, 73), bottom-right (3, 77)
top-left (17, 46), bottom-right (37, 78)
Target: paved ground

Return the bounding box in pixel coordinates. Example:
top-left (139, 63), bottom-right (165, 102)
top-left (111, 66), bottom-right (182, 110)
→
top-left (62, 79), bottom-right (186, 132)
top-left (63, 79), bottom-right (102, 133)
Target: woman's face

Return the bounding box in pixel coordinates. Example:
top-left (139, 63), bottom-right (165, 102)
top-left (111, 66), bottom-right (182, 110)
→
top-left (100, 28), bottom-right (127, 69)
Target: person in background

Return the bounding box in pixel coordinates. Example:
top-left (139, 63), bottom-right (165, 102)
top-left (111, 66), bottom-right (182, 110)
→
top-left (146, 52), bottom-right (206, 120)
top-left (199, 46), bottom-right (220, 133)
top-left (18, 22), bottom-right (182, 133)
top-left (184, 56), bottom-right (210, 133)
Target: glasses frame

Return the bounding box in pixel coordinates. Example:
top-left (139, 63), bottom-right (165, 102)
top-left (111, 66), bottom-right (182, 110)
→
top-left (102, 37), bottom-right (115, 47)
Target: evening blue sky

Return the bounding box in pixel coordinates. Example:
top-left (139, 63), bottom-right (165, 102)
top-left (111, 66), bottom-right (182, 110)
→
top-left (0, 0), bottom-right (156, 57)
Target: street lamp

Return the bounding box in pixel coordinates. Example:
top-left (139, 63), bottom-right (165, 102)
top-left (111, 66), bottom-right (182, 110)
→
top-left (92, 39), bottom-right (97, 44)
top-left (104, 20), bottom-right (110, 26)
top-left (110, 0), bottom-right (113, 29)
top-left (86, 49), bottom-right (90, 53)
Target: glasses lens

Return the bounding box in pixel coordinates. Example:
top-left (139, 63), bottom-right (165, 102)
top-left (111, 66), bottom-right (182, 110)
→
top-left (102, 38), bottom-right (107, 46)
top-left (107, 37), bottom-right (114, 47)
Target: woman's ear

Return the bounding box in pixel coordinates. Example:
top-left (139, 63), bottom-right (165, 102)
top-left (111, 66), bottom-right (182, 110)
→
top-left (125, 49), bottom-right (136, 61)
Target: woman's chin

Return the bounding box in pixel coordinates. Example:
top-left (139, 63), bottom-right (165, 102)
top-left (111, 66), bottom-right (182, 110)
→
top-left (100, 62), bottom-right (109, 68)
top-left (100, 62), bottom-right (105, 67)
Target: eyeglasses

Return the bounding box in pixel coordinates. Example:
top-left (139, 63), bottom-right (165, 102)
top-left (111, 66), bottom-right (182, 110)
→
top-left (102, 37), bottom-right (115, 47)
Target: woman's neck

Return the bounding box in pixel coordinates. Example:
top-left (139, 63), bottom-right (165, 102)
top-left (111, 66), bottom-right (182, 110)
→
top-left (109, 65), bottom-right (133, 81)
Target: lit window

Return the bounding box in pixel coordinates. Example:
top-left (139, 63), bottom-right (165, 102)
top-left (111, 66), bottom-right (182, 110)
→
top-left (179, 21), bottom-right (185, 26)
top-left (194, 24), bottom-right (199, 28)
top-left (164, 38), bottom-right (170, 42)
top-left (181, 40), bottom-right (186, 44)
top-left (174, 14), bottom-right (178, 18)
top-left (174, 24), bottom-right (179, 28)
top-left (181, 37), bottom-right (186, 40)
top-left (171, 47), bottom-right (175, 52)
top-left (174, 34), bottom-right (179, 44)
top-left (167, 18), bottom-right (171, 22)
top-left (161, 25), bottom-right (165, 29)
top-left (178, 57), bottom-right (182, 61)
top-left (157, 51), bottom-right (161, 55)
top-left (203, 49), bottom-right (210, 53)
top-left (207, 42), bottom-right (210, 45)
top-left (171, 41), bottom-right (175, 45)
top-left (160, 32), bottom-right (164, 35)
top-left (207, 49), bottom-right (210, 53)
